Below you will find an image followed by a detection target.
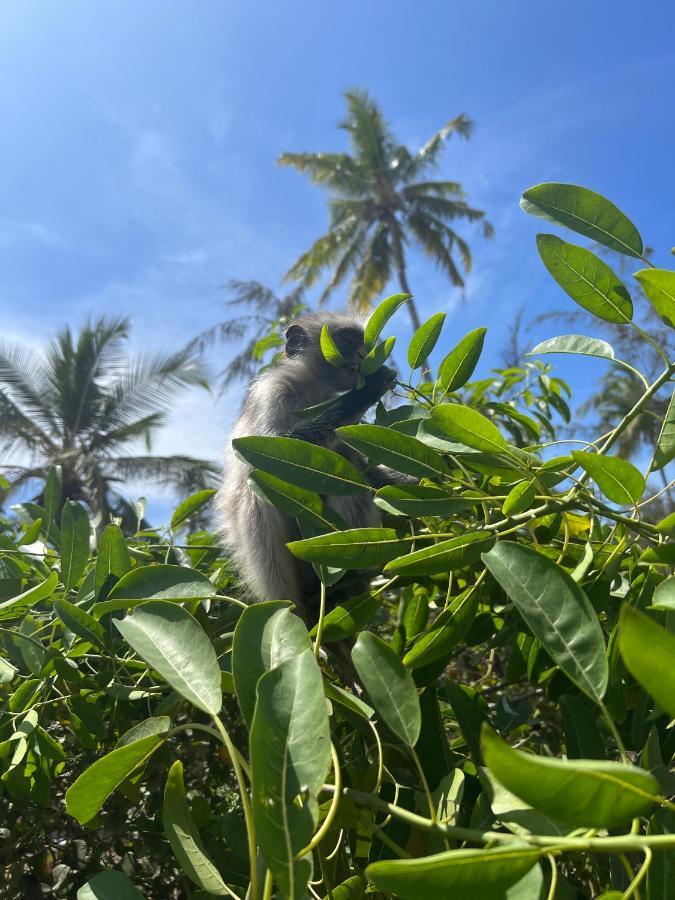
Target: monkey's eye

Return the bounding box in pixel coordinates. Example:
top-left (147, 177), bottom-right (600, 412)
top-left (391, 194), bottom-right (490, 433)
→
top-left (334, 328), bottom-right (364, 354)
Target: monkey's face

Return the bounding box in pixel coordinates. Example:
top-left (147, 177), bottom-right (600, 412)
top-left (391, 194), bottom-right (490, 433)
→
top-left (329, 326), bottom-right (367, 389)
top-left (286, 321), bottom-right (367, 391)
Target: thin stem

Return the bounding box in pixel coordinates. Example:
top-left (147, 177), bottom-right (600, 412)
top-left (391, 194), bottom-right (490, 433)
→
top-left (213, 716), bottom-right (259, 900)
top-left (624, 847), bottom-right (652, 900)
top-left (410, 745), bottom-right (436, 822)
top-left (296, 743), bottom-right (342, 858)
top-left (598, 700), bottom-right (629, 763)
top-left (372, 822), bottom-right (412, 859)
top-left (262, 870), bottom-right (273, 900)
top-left (314, 581), bottom-right (327, 659)
top-left (546, 854), bottom-right (558, 900)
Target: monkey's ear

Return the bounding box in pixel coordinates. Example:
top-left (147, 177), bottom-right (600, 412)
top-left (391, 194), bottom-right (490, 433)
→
top-left (285, 324), bottom-right (307, 357)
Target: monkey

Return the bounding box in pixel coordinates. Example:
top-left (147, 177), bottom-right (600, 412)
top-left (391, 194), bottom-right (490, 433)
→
top-left (217, 312), bottom-right (399, 617)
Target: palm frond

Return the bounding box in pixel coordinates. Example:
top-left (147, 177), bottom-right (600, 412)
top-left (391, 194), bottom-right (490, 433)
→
top-left (91, 412), bottom-right (166, 452)
top-left (406, 214), bottom-right (465, 287)
top-left (341, 89), bottom-right (393, 172)
top-left (109, 455), bottom-right (221, 488)
top-left (348, 224), bottom-right (392, 311)
top-left (318, 224), bottom-right (369, 305)
top-left (223, 279), bottom-right (283, 311)
top-left (402, 114), bottom-right (473, 179)
top-left (284, 218), bottom-right (362, 288)
top-left (278, 152), bottom-right (369, 196)
top-left (0, 341), bottom-right (57, 434)
top-left (401, 181), bottom-right (465, 200)
top-left (185, 318), bottom-right (257, 355)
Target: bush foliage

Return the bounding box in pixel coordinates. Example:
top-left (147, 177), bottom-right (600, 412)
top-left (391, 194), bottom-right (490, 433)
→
top-left (1, 183), bottom-right (674, 899)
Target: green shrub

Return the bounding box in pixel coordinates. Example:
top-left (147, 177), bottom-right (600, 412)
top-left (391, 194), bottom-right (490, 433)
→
top-left (1, 182), bottom-right (673, 899)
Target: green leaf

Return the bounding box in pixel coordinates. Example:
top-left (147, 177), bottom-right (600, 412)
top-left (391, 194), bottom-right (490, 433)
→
top-left (0, 655), bottom-right (16, 683)
top-left (438, 327), bottom-right (487, 392)
top-left (95, 524), bottom-right (131, 598)
top-left (97, 564), bottom-right (216, 616)
top-left (251, 649), bottom-right (331, 900)
top-left (249, 470), bottom-right (328, 525)
top-left (481, 726), bottom-right (659, 828)
top-left (77, 870), bottom-right (145, 900)
top-left (536, 234), bottom-right (633, 323)
top-left (571, 451), bottom-right (645, 505)
top-left (337, 424), bottom-right (448, 479)
top-left (651, 576), bottom-right (675, 611)
top-left (163, 760), bottom-right (232, 896)
top-left (480, 769), bottom-right (567, 837)
top-left (367, 845), bottom-right (541, 900)
top-left (647, 808), bottom-right (675, 900)
top-left (288, 528), bottom-right (410, 569)
top-left (43, 464), bottom-right (62, 542)
top-left (320, 323), bottom-right (348, 367)
top-left (114, 601), bottom-right (222, 716)
top-left (0, 571), bottom-right (58, 622)
top-left (530, 333), bottom-right (616, 361)
top-left (520, 183), bottom-right (643, 257)
top-left (364, 292), bottom-right (411, 348)
top-left (309, 591), bottom-right (381, 643)
top-left (360, 336), bottom-right (396, 375)
top-left (408, 312), bottom-right (446, 369)
top-left (404, 590), bottom-right (478, 669)
top-left (60, 501), bottom-right (91, 591)
top-left (323, 874), bottom-right (367, 900)
top-left (482, 542), bottom-right (608, 702)
top-left (116, 716), bottom-right (171, 748)
top-left (634, 269), bottom-right (675, 328)
top-left (502, 481), bottom-right (536, 517)
top-left (430, 404), bottom-right (507, 454)
top-left (232, 601), bottom-right (310, 728)
top-left (352, 631), bottom-right (420, 746)
top-left (55, 598), bottom-right (107, 649)
top-left (374, 485), bottom-right (477, 518)
top-left (619, 605), bottom-right (675, 718)
top-left (385, 531), bottom-right (494, 577)
top-left (233, 436), bottom-right (369, 495)
top-left (66, 734), bottom-right (165, 825)
top-left (653, 389), bottom-right (675, 471)
top-left (559, 695), bottom-right (605, 760)
top-left (170, 489), bottom-right (216, 531)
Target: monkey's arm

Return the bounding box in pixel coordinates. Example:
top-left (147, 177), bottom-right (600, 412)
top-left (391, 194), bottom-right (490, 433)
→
top-left (366, 465), bottom-right (418, 488)
top-left (285, 367), bottom-right (395, 445)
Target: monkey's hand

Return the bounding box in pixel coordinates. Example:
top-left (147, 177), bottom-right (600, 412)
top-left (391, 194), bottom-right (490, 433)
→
top-left (360, 365), bottom-right (396, 404)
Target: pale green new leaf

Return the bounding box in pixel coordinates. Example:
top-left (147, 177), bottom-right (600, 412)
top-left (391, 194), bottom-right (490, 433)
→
top-left (430, 404), bottom-right (507, 453)
top-left (634, 269), bottom-right (675, 328)
top-left (408, 312), bottom-right (446, 369)
top-left (364, 292), bottom-right (411, 347)
top-left (438, 327), bottom-right (487, 392)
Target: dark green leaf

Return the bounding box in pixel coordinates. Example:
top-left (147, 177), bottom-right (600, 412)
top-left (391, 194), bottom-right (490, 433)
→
top-left (536, 234), bottom-right (633, 323)
top-left (170, 489), bottom-right (216, 531)
top-left (404, 590), bottom-right (478, 669)
top-left (60, 501), bottom-right (91, 591)
top-left (114, 601), bottom-right (222, 715)
top-left (430, 404), bottom-right (507, 453)
top-left (653, 389), bottom-right (675, 471)
top-left (352, 631), bottom-right (420, 746)
top-left (77, 870), bottom-right (145, 900)
top-left (55, 598), bottom-right (107, 649)
top-left (482, 542), bottom-right (608, 701)
top-left (95, 524), bottom-right (131, 598)
top-left (385, 531), bottom-right (494, 577)
top-left (619, 605), bottom-right (675, 718)
top-left (310, 591), bottom-right (381, 643)
top-left (288, 528), bottom-right (410, 569)
top-left (337, 424), bottom-right (448, 478)
top-left (43, 465), bottom-right (62, 542)
top-left (374, 485), bottom-right (477, 518)
top-left (502, 481), bottom-right (536, 517)
top-left (97, 564), bottom-right (216, 616)
top-left (249, 469), bottom-right (328, 526)
top-left (521, 183), bottom-right (643, 257)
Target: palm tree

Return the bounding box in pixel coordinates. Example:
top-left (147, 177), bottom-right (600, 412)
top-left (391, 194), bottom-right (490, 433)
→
top-left (0, 316), bottom-right (219, 527)
top-left (187, 279), bottom-right (308, 393)
top-left (279, 89), bottom-right (493, 331)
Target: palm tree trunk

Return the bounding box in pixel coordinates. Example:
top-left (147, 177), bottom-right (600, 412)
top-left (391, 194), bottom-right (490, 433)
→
top-left (391, 234), bottom-right (422, 332)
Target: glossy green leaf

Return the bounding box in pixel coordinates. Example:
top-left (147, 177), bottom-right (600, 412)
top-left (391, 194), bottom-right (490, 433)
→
top-left (430, 404), bottom-right (507, 453)
top-left (116, 716), bottom-right (171, 748)
top-left (374, 485), bottom-right (477, 518)
top-left (115, 601), bottom-right (222, 715)
top-left (55, 598), bottom-right (106, 648)
top-left (43, 464), bottom-right (62, 541)
top-left (521, 183), bottom-right (643, 257)
top-left (502, 481), bottom-right (536, 517)
top-left (438, 327), bottom-right (487, 392)
top-left (481, 768), bottom-right (567, 837)
top-left (77, 870), bottom-right (144, 900)
top-left (367, 844), bottom-right (541, 900)
top-left (651, 576), bottom-right (675, 611)
top-left (337, 424), bottom-right (448, 478)
top-left (232, 601), bottom-right (310, 728)
top-left (97, 564), bottom-right (216, 616)
top-left (481, 726), bottom-right (659, 828)
top-left (163, 760), bottom-right (232, 896)
top-left (251, 649), bottom-right (331, 900)
top-left (66, 734), bottom-right (165, 824)
top-left (288, 528), bottom-right (410, 569)
top-left (310, 591), bottom-right (381, 643)
top-left (385, 531), bottom-right (494, 577)
top-left (408, 312), bottom-right (446, 369)
top-left (323, 874), bottom-right (367, 900)
top-left (60, 501), bottom-right (90, 591)
top-left (170, 489), bottom-right (216, 531)
top-left (653, 389), bottom-right (675, 470)
top-left (233, 435), bottom-right (369, 495)
top-left (360, 336), bottom-right (396, 375)
top-left (320, 323), bottom-right (348, 367)
top-left (647, 808), bottom-right (675, 900)
top-left (530, 333), bottom-right (616, 361)
top-left (0, 655), bottom-right (16, 683)
top-left (619, 605), bottom-right (675, 718)
top-left (634, 269), bottom-right (675, 328)
top-left (482, 542), bottom-right (608, 701)
top-left (95, 524), bottom-right (131, 598)
top-left (0, 571), bottom-right (58, 622)
top-left (571, 451), bottom-right (645, 505)
top-left (536, 234), bottom-right (633, 323)
top-left (364, 292), bottom-right (411, 347)
top-left (248, 470), bottom-right (327, 525)
top-left (352, 631), bottom-right (420, 746)
top-left (404, 590), bottom-right (478, 669)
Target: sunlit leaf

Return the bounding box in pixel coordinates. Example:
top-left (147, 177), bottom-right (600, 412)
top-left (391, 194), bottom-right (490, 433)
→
top-left (95, 524), bottom-right (131, 598)
top-left (536, 235), bottom-right (633, 323)
top-left (385, 531), bottom-right (494, 577)
top-left (502, 481), bottom-right (536, 517)
top-left (634, 269), bottom-right (675, 328)
top-left (653, 389), bottom-right (675, 471)
top-left (288, 528), bottom-right (410, 569)
top-left (352, 631), bottom-right (420, 746)
top-left (430, 404), bottom-right (507, 453)
top-left (482, 542), bottom-right (608, 701)
top-left (0, 571), bottom-right (58, 622)
top-left (438, 327), bottom-right (487, 392)
top-left (115, 601), bottom-right (222, 715)
top-left (320, 323), bottom-right (348, 367)
top-left (404, 590), bottom-right (478, 669)
top-left (309, 591), bottom-right (381, 643)
top-left (408, 313), bottom-right (446, 369)
top-left (651, 576), bottom-right (675, 611)
top-left (619, 605), bottom-right (675, 718)
top-left (571, 451), bottom-right (645, 505)
top-left (170, 489), bottom-right (216, 531)
top-left (60, 501), bottom-right (91, 591)
top-left (521, 183), bottom-right (643, 257)
top-left (337, 424), bottom-right (448, 478)
top-left (364, 292), bottom-right (411, 348)
top-left (374, 485), bottom-right (477, 518)
top-left (481, 726), bottom-right (659, 828)
top-left (55, 598), bottom-right (106, 649)
top-left (360, 336), bottom-right (395, 375)
top-left (530, 333), bottom-right (616, 361)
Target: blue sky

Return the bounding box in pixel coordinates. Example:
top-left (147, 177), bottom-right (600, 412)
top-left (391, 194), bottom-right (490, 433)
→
top-left (2, 1), bottom-right (674, 521)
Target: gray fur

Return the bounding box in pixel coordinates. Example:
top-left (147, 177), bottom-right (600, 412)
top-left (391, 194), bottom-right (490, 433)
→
top-left (218, 312), bottom-right (386, 610)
